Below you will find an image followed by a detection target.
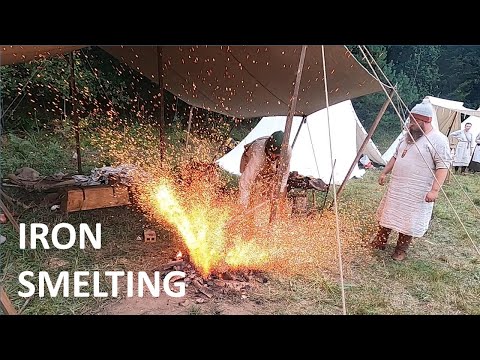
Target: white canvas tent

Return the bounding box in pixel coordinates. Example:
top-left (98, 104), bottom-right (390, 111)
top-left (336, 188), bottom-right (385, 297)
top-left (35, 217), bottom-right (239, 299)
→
top-left (217, 100), bottom-right (384, 185)
top-left (382, 96), bottom-right (480, 163)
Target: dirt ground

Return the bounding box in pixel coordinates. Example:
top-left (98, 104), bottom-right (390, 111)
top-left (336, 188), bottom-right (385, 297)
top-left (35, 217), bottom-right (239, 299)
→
top-left (101, 293), bottom-right (261, 315)
top-left (98, 280), bottom-right (265, 315)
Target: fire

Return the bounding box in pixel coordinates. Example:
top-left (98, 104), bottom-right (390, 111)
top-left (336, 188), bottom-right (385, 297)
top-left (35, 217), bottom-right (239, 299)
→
top-left (92, 122), bottom-right (373, 279)
top-left (152, 181), bottom-right (226, 276)
top-left (149, 179), bottom-right (267, 277)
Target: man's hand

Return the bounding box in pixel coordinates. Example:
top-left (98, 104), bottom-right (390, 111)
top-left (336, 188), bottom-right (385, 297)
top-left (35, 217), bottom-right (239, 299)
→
top-left (378, 173), bottom-right (387, 186)
top-left (425, 189), bottom-right (439, 203)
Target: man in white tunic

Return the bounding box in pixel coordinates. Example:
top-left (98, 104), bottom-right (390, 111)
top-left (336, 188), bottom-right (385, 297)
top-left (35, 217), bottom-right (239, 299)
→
top-left (450, 122), bottom-right (473, 174)
top-left (371, 100), bottom-right (452, 261)
top-left (239, 130), bottom-right (292, 209)
top-left (468, 132), bottom-right (480, 173)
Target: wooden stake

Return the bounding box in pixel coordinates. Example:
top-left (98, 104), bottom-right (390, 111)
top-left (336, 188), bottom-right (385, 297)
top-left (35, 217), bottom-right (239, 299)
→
top-left (157, 46), bottom-right (166, 164)
top-left (69, 52), bottom-right (82, 174)
top-left (269, 46), bottom-right (308, 223)
top-left (185, 105), bottom-right (194, 150)
top-left (0, 286), bottom-right (17, 315)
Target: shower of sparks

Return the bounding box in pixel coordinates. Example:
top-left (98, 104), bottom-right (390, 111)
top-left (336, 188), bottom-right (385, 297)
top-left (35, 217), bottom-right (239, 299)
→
top-left (1, 47), bottom-right (378, 280)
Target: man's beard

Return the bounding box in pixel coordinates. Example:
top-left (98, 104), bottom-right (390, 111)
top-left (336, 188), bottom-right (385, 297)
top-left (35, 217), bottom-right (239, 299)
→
top-left (407, 126), bottom-right (424, 143)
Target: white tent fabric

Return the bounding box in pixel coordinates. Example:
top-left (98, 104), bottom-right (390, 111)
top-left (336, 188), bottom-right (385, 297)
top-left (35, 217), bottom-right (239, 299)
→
top-left (1, 46), bottom-right (387, 119)
top-left (355, 117), bottom-right (386, 165)
top-left (217, 100), bottom-right (380, 185)
top-left (381, 96), bottom-right (480, 163)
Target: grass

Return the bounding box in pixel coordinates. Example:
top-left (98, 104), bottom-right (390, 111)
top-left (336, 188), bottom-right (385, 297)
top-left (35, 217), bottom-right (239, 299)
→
top-left (1, 129), bottom-right (480, 315)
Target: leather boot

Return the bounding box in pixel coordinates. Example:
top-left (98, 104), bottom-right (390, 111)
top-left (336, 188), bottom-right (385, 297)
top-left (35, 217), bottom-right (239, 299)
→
top-left (392, 233), bottom-right (413, 261)
top-left (371, 226), bottom-right (391, 250)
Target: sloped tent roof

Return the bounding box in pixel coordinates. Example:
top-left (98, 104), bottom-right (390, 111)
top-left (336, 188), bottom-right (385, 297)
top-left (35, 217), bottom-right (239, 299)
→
top-left (0, 45), bottom-right (387, 119)
top-left (217, 100), bottom-right (385, 184)
top-left (99, 46), bottom-right (387, 119)
top-left (382, 96), bottom-right (480, 163)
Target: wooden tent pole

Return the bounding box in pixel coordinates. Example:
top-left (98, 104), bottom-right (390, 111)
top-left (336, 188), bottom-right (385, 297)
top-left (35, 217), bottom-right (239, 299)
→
top-left (336, 88), bottom-right (395, 199)
top-left (157, 46), bottom-right (166, 164)
top-left (69, 52), bottom-right (82, 174)
top-left (269, 45), bottom-right (308, 223)
top-left (291, 115), bottom-right (307, 149)
top-left (185, 105), bottom-right (194, 150)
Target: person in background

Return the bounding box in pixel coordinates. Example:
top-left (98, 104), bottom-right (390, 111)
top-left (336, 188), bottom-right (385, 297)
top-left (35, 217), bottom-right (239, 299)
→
top-left (371, 100), bottom-right (452, 261)
top-left (239, 131), bottom-right (292, 210)
top-left (450, 122), bottom-right (473, 175)
top-left (359, 154), bottom-right (374, 169)
top-left (467, 132), bottom-right (480, 174)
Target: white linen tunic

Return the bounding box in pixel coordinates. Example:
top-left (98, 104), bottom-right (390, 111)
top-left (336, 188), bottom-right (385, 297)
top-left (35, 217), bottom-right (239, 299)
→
top-left (377, 130), bottom-right (451, 237)
top-left (450, 129), bottom-right (473, 167)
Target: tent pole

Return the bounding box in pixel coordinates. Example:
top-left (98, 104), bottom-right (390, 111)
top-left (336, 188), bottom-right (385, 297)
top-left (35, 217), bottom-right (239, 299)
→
top-left (185, 105), bottom-right (195, 150)
top-left (336, 88), bottom-right (395, 199)
top-left (157, 46), bottom-right (166, 165)
top-left (69, 52), bottom-right (82, 174)
top-left (0, 286), bottom-right (17, 315)
top-left (269, 45), bottom-right (308, 224)
top-left (291, 115), bottom-right (307, 149)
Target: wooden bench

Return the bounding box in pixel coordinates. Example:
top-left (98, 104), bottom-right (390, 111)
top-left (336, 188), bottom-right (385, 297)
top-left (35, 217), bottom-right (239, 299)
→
top-left (61, 184), bottom-right (131, 213)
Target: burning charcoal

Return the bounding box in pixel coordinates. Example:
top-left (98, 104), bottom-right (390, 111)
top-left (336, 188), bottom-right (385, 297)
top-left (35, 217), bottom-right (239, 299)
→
top-left (224, 281), bottom-right (237, 290)
top-left (192, 280), bottom-right (203, 289)
top-left (241, 295), bottom-right (247, 300)
top-left (169, 275), bottom-right (184, 283)
top-left (221, 272), bottom-right (234, 281)
top-left (255, 274), bottom-right (268, 284)
top-left (207, 281), bottom-right (214, 287)
top-left (163, 260), bottom-right (184, 271)
top-left (197, 287), bottom-right (213, 298)
top-left (196, 298), bottom-right (206, 304)
top-left (213, 280), bottom-right (226, 287)
top-left (239, 273), bottom-right (250, 282)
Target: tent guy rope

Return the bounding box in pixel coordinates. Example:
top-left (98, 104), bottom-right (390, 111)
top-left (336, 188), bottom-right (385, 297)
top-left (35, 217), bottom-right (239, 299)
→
top-left (322, 45), bottom-right (347, 315)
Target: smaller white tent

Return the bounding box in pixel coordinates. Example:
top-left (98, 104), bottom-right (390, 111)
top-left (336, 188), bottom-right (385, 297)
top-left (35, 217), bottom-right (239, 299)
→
top-left (217, 100), bottom-right (384, 185)
top-left (382, 96), bottom-right (480, 163)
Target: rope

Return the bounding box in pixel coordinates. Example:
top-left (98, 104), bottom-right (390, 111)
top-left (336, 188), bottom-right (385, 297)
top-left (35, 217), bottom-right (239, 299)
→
top-left (363, 46), bottom-right (480, 219)
top-left (321, 45), bottom-right (347, 315)
top-left (358, 46), bottom-right (480, 256)
top-left (306, 119), bottom-right (321, 179)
